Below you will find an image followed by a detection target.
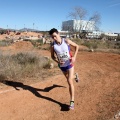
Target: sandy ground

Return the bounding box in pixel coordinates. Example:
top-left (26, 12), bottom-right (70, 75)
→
top-left (0, 31), bottom-right (42, 40)
top-left (0, 42), bottom-right (120, 120)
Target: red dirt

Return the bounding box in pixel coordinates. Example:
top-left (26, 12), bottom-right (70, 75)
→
top-left (0, 42), bottom-right (120, 120)
top-left (0, 41), bottom-right (34, 51)
top-left (0, 31), bottom-right (42, 40)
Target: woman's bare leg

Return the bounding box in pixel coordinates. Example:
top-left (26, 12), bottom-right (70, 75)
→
top-left (63, 67), bottom-right (74, 101)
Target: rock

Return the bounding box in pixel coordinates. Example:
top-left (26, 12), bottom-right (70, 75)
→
top-left (50, 63), bottom-right (54, 69)
top-left (89, 49), bottom-right (94, 52)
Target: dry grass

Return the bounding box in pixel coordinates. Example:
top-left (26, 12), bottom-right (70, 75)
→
top-left (0, 51), bottom-right (51, 82)
top-left (72, 38), bottom-right (120, 54)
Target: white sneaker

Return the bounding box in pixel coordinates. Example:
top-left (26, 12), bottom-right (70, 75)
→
top-left (75, 73), bottom-right (80, 82)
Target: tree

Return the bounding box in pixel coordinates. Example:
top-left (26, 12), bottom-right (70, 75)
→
top-left (68, 6), bottom-right (87, 33)
top-left (68, 6), bottom-right (87, 20)
top-left (68, 6), bottom-right (101, 36)
top-left (87, 12), bottom-right (101, 31)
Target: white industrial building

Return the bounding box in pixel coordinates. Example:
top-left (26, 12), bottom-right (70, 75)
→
top-left (61, 19), bottom-right (119, 39)
top-left (104, 32), bottom-right (118, 37)
top-left (86, 31), bottom-right (118, 39)
top-left (62, 19), bottom-right (95, 32)
top-left (86, 31), bottom-right (103, 38)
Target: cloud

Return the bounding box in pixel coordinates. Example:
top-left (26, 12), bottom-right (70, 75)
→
top-left (108, 2), bottom-right (120, 8)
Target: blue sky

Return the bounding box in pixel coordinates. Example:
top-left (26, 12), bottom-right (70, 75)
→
top-left (0, 0), bottom-right (120, 33)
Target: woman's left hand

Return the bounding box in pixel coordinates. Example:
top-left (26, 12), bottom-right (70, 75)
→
top-left (70, 57), bottom-right (76, 63)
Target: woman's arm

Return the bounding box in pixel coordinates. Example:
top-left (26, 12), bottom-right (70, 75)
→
top-left (50, 44), bottom-right (59, 64)
top-left (66, 39), bottom-right (79, 62)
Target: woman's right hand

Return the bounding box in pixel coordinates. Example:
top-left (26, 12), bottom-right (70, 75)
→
top-left (59, 60), bottom-right (65, 65)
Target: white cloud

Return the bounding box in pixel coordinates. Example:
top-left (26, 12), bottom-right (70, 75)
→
top-left (108, 0), bottom-right (120, 7)
top-left (108, 1), bottom-right (120, 8)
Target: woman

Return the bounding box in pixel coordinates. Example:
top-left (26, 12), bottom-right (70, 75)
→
top-left (49, 28), bottom-right (79, 110)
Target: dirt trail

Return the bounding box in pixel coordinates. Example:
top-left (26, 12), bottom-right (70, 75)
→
top-left (0, 51), bottom-right (120, 120)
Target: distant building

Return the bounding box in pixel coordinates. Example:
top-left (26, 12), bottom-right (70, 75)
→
top-left (58, 30), bottom-right (69, 38)
top-left (62, 19), bottom-right (95, 32)
top-left (86, 31), bottom-right (103, 38)
top-left (104, 32), bottom-right (118, 37)
top-left (86, 31), bottom-right (119, 39)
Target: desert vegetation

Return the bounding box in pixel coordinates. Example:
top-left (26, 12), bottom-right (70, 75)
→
top-left (0, 40), bottom-right (13, 46)
top-left (72, 38), bottom-right (120, 53)
top-left (0, 51), bottom-right (51, 82)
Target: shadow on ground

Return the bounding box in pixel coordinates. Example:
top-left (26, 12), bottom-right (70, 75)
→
top-left (0, 80), bottom-right (69, 111)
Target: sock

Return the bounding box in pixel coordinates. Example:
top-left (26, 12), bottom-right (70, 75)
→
top-left (70, 101), bottom-right (74, 106)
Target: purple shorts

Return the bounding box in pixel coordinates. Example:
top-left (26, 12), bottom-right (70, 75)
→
top-left (58, 64), bottom-right (73, 72)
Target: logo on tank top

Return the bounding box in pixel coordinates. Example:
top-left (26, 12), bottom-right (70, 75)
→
top-left (58, 52), bottom-right (70, 62)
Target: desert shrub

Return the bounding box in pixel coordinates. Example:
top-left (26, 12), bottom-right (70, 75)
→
top-left (81, 41), bottom-right (91, 48)
top-left (43, 58), bottom-right (52, 69)
top-left (114, 42), bottom-right (120, 49)
top-left (105, 41), bottom-right (113, 49)
top-left (0, 40), bottom-right (12, 46)
top-left (71, 38), bottom-right (82, 45)
top-left (81, 40), bottom-right (98, 49)
top-left (30, 39), bottom-right (43, 47)
top-left (0, 30), bottom-right (7, 35)
top-left (0, 51), bottom-right (49, 81)
top-left (117, 36), bottom-right (120, 41)
top-left (12, 52), bottom-right (39, 65)
top-left (73, 39), bottom-right (120, 50)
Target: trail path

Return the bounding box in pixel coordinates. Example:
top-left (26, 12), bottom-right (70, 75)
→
top-left (0, 51), bottom-right (120, 120)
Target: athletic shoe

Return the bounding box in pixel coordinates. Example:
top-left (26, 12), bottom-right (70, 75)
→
top-left (69, 101), bottom-right (74, 110)
top-left (75, 73), bottom-right (80, 82)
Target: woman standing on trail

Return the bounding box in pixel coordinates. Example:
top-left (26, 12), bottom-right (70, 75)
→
top-left (49, 28), bottom-right (79, 110)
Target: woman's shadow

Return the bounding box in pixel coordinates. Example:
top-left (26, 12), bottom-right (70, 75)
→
top-left (1, 80), bottom-right (69, 111)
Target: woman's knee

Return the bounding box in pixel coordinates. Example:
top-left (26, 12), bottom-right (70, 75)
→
top-left (67, 79), bottom-right (74, 86)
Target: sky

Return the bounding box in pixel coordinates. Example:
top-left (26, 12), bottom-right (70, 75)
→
top-left (0, 0), bottom-right (120, 33)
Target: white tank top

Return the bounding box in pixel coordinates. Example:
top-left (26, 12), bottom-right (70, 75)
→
top-left (53, 38), bottom-right (72, 67)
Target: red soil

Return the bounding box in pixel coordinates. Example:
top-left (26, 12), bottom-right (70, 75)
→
top-left (0, 41), bottom-right (120, 120)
